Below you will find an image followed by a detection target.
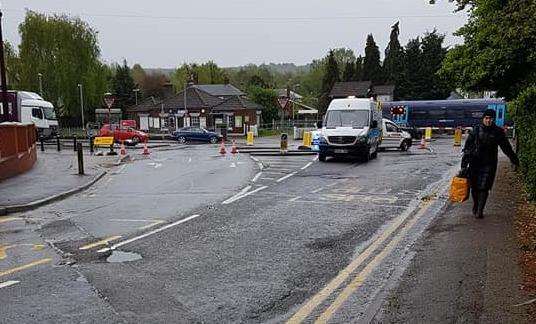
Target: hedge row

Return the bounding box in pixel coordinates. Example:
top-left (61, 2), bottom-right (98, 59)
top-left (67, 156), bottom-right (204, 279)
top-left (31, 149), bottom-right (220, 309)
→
top-left (511, 86), bottom-right (536, 200)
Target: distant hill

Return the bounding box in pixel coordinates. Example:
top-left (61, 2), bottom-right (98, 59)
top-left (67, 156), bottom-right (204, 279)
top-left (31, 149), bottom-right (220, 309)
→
top-left (144, 63), bottom-right (311, 77)
top-left (225, 63), bottom-right (311, 74)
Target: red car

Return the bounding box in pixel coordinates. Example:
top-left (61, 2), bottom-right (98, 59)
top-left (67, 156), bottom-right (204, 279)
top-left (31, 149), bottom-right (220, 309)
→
top-left (98, 124), bottom-right (149, 145)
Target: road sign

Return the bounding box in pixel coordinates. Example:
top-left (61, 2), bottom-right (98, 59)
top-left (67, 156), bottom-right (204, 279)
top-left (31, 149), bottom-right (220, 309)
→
top-left (104, 96), bottom-right (115, 109)
top-left (93, 136), bottom-right (114, 147)
top-left (277, 98), bottom-right (289, 109)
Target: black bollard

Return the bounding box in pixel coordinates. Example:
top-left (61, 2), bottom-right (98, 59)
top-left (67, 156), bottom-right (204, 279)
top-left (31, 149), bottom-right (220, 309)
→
top-left (89, 136), bottom-right (94, 154)
top-left (73, 135), bottom-right (77, 152)
top-left (77, 142), bottom-right (84, 175)
top-left (56, 136), bottom-right (61, 151)
top-left (40, 137), bottom-right (45, 152)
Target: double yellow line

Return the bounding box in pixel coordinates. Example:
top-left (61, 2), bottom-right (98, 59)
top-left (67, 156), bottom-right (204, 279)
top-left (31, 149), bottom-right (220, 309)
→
top-left (287, 198), bottom-right (436, 323)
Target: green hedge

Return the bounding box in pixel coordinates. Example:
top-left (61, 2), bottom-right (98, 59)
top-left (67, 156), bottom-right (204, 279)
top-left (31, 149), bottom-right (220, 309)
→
top-left (511, 86), bottom-right (536, 200)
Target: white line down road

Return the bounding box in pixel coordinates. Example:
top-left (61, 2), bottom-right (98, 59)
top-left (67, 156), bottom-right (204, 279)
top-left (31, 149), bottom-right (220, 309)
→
top-left (97, 214), bottom-right (201, 253)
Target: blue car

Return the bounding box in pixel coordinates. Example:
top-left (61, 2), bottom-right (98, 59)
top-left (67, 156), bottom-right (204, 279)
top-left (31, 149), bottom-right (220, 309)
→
top-left (172, 127), bottom-right (222, 144)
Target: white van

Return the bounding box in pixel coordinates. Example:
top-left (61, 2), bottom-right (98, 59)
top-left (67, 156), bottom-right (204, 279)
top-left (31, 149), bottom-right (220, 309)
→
top-left (379, 118), bottom-right (412, 151)
top-left (317, 98), bottom-right (382, 162)
top-left (17, 91), bottom-right (58, 138)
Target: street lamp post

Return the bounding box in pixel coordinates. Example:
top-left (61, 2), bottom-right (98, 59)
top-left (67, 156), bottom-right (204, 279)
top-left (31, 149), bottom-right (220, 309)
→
top-left (133, 88), bottom-right (140, 106)
top-left (38, 73), bottom-right (43, 97)
top-left (0, 6), bottom-right (10, 122)
top-left (78, 84), bottom-right (85, 130)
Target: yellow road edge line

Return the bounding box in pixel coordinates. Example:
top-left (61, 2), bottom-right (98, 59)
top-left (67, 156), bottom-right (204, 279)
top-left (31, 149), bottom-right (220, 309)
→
top-left (0, 258), bottom-right (52, 277)
top-left (286, 199), bottom-right (433, 324)
top-left (314, 202), bottom-right (430, 323)
top-left (79, 236), bottom-right (122, 250)
top-left (0, 217), bottom-right (20, 224)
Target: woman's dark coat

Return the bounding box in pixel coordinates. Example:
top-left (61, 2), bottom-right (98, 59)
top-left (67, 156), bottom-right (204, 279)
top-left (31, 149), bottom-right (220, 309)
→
top-left (461, 124), bottom-right (519, 190)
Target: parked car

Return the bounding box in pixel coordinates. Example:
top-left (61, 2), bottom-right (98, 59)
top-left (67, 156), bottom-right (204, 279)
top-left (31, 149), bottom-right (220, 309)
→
top-left (379, 118), bottom-right (412, 151)
top-left (172, 127), bottom-right (222, 144)
top-left (98, 124), bottom-right (149, 145)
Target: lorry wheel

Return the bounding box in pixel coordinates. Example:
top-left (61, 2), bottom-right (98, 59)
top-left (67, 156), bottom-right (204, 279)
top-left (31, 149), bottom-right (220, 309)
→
top-left (319, 154), bottom-right (327, 162)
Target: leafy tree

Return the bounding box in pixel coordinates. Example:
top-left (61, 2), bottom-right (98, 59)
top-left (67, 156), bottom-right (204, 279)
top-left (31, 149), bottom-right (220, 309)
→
top-left (171, 61), bottom-right (229, 91)
top-left (383, 22), bottom-right (404, 87)
top-left (4, 42), bottom-right (22, 87)
top-left (141, 73), bottom-right (168, 99)
top-left (342, 61), bottom-right (355, 82)
top-left (246, 86), bottom-right (279, 125)
top-left (248, 75), bottom-right (269, 88)
top-left (131, 64), bottom-right (146, 88)
top-left (362, 34), bottom-right (383, 84)
top-left (354, 56), bottom-right (364, 81)
top-left (16, 11), bottom-right (109, 124)
top-left (397, 38), bottom-right (424, 100)
top-left (318, 50), bottom-right (339, 115)
top-left (440, 0), bottom-right (536, 100)
top-left (111, 59), bottom-right (136, 110)
top-left (420, 30), bottom-right (452, 99)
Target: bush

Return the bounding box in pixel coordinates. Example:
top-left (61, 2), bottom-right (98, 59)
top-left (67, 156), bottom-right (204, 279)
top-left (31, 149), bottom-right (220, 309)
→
top-left (511, 85), bottom-right (536, 200)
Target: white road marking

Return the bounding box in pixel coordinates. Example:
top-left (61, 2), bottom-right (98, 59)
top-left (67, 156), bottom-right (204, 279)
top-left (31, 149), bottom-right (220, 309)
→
top-left (276, 172), bottom-right (298, 183)
top-left (289, 196), bottom-right (302, 202)
top-left (313, 155), bottom-right (319, 161)
top-left (230, 162), bottom-right (237, 168)
top-left (0, 280), bottom-right (20, 289)
top-left (258, 162), bottom-right (264, 170)
top-left (301, 162), bottom-right (313, 170)
top-left (98, 214), bottom-right (201, 253)
top-left (252, 172), bottom-right (263, 183)
top-left (250, 156), bottom-right (260, 162)
top-left (222, 186), bottom-right (268, 205)
top-left (311, 187), bottom-right (323, 193)
top-left (263, 171), bottom-right (290, 175)
top-left (188, 157), bottom-right (192, 163)
top-left (260, 177), bottom-right (276, 180)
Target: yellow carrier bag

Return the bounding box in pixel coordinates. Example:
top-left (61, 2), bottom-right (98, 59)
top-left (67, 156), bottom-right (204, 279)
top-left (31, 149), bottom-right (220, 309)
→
top-left (449, 176), bottom-right (470, 203)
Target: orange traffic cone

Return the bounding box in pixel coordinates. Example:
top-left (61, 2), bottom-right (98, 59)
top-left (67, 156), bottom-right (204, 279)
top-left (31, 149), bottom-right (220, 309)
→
top-left (219, 139), bottom-right (227, 155)
top-left (142, 140), bottom-right (150, 155)
top-left (120, 141), bottom-right (127, 156)
top-left (419, 137), bottom-right (427, 149)
top-left (231, 140), bottom-right (238, 155)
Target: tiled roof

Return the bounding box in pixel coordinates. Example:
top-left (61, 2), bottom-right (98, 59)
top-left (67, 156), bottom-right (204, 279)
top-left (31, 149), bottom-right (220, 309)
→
top-left (162, 87), bottom-right (223, 110)
top-left (125, 97), bottom-right (162, 112)
top-left (372, 85), bottom-right (395, 96)
top-left (329, 81), bottom-right (372, 98)
top-left (211, 96), bottom-right (264, 112)
top-left (192, 84), bottom-right (244, 97)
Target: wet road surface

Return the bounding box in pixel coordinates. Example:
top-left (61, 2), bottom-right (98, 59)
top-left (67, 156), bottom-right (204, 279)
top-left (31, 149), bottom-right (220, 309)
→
top-left (1, 139), bottom-right (462, 323)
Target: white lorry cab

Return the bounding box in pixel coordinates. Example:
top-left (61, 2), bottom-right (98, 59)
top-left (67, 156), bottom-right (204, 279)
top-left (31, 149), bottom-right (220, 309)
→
top-left (17, 91), bottom-right (59, 138)
top-left (379, 118), bottom-right (413, 151)
top-left (317, 98), bottom-right (382, 162)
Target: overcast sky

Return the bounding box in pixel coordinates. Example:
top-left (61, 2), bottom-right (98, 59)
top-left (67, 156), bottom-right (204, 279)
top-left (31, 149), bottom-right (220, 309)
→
top-left (2, 0), bottom-right (467, 68)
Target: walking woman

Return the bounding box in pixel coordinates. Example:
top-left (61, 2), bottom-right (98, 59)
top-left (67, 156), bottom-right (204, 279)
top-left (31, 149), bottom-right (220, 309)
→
top-left (461, 109), bottom-right (519, 218)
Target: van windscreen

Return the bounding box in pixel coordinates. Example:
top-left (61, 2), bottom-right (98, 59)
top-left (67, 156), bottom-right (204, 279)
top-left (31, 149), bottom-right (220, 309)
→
top-left (325, 110), bottom-right (369, 128)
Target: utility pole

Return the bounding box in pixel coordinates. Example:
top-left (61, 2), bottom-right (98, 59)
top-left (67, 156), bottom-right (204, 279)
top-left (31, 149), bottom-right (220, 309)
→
top-left (0, 6), bottom-right (10, 122)
top-left (78, 84), bottom-right (85, 130)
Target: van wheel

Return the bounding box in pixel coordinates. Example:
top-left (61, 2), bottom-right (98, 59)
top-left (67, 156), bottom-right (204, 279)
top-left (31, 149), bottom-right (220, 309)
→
top-left (319, 154), bottom-right (327, 162)
top-left (400, 141), bottom-right (409, 152)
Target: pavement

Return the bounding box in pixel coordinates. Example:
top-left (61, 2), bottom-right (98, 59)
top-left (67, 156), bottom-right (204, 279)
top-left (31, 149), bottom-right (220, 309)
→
top-left (373, 158), bottom-right (535, 323)
top-left (0, 150), bottom-right (114, 209)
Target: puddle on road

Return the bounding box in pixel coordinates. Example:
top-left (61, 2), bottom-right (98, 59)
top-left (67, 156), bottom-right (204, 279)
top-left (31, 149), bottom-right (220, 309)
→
top-left (106, 250), bottom-right (142, 263)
